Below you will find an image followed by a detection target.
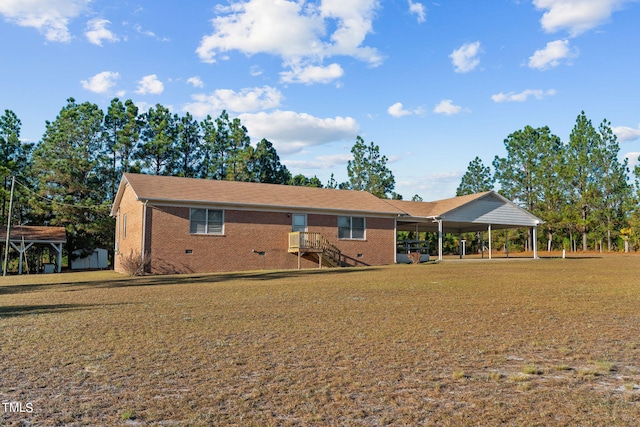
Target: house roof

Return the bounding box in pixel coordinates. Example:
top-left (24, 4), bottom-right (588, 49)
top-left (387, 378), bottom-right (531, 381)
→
top-left (112, 173), bottom-right (406, 217)
top-left (0, 225), bottom-right (67, 244)
top-left (385, 192), bottom-right (491, 218)
top-left (110, 174), bottom-right (543, 233)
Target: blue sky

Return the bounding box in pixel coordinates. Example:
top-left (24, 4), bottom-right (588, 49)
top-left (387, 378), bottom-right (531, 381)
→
top-left (1, 0), bottom-right (639, 200)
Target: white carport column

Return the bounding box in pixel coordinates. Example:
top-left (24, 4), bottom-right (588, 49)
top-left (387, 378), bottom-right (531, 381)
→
top-left (488, 224), bottom-right (492, 260)
top-left (437, 219), bottom-right (443, 261)
top-left (533, 226), bottom-right (538, 259)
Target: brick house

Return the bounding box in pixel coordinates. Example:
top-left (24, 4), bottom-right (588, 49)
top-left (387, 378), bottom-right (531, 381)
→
top-left (111, 173), bottom-right (406, 274)
top-left (110, 173), bottom-right (543, 274)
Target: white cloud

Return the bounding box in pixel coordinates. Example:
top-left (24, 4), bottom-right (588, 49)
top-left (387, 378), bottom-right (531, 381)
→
top-left (196, 0), bottom-right (382, 83)
top-left (433, 99), bottom-right (463, 115)
top-left (528, 39), bottom-right (577, 70)
top-left (280, 63), bottom-right (344, 84)
top-left (0, 0), bottom-right (90, 42)
top-left (239, 110), bottom-right (360, 154)
top-left (85, 18), bottom-right (119, 46)
top-left (388, 102), bottom-right (411, 118)
top-left (613, 125), bottom-right (640, 142)
top-left (285, 153), bottom-right (353, 170)
top-left (408, 0), bottom-right (426, 23)
top-left (449, 41), bottom-right (481, 73)
top-left (134, 101), bottom-right (153, 115)
top-left (533, 0), bottom-right (631, 36)
top-left (387, 102), bottom-right (424, 118)
top-left (135, 74), bottom-right (164, 95)
top-left (491, 89), bottom-right (557, 103)
top-left (184, 86), bottom-right (284, 117)
top-left (80, 71), bottom-right (120, 94)
top-left (250, 65), bottom-right (263, 77)
top-left (186, 76), bottom-right (204, 88)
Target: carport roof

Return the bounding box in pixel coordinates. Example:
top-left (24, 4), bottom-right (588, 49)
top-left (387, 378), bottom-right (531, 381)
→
top-left (0, 225), bottom-right (67, 244)
top-left (388, 191), bottom-right (543, 233)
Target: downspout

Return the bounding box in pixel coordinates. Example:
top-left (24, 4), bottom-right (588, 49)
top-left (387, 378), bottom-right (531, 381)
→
top-left (393, 217), bottom-right (398, 264)
top-left (437, 219), bottom-right (443, 261)
top-left (141, 200), bottom-right (148, 270)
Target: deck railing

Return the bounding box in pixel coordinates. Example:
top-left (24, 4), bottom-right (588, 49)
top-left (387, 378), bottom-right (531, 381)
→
top-left (288, 232), bottom-right (342, 267)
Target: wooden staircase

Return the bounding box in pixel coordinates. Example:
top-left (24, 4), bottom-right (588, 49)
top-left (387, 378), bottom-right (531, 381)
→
top-left (288, 232), bottom-right (342, 268)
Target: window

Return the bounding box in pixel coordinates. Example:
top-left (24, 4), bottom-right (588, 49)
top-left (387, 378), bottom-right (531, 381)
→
top-left (190, 209), bottom-right (224, 234)
top-left (292, 214), bottom-right (307, 232)
top-left (338, 216), bottom-right (365, 240)
top-left (122, 213), bottom-right (127, 239)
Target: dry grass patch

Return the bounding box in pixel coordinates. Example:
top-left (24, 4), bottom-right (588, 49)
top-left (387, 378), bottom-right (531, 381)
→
top-left (1, 255), bottom-right (640, 425)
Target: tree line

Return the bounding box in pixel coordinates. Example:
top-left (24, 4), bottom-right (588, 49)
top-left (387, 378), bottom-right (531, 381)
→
top-left (2, 98), bottom-right (638, 268)
top-left (456, 112), bottom-right (640, 252)
top-left (1, 97), bottom-right (396, 267)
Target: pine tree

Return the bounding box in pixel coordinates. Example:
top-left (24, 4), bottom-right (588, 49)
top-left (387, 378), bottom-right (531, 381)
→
top-left (251, 138), bottom-right (291, 184)
top-left (346, 136), bottom-right (395, 198)
top-left (136, 104), bottom-right (176, 175)
top-left (493, 125), bottom-right (563, 250)
top-left (171, 112), bottom-right (201, 178)
top-left (103, 98), bottom-right (141, 193)
top-left (31, 98), bottom-right (112, 255)
top-left (592, 119), bottom-right (632, 251)
top-left (456, 156), bottom-right (493, 196)
top-left (564, 112), bottom-right (602, 251)
top-left (1, 109), bottom-right (32, 225)
top-left (289, 174), bottom-right (323, 188)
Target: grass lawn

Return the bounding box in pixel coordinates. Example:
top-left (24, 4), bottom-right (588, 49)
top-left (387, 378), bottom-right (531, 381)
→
top-left (1, 255), bottom-right (639, 426)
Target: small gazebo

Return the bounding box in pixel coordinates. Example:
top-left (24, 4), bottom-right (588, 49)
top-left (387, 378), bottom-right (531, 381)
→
top-left (1, 225), bottom-right (66, 274)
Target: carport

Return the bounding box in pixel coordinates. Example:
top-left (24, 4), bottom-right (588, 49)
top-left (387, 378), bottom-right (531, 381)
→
top-left (388, 191), bottom-right (543, 261)
top-left (1, 225), bottom-right (67, 274)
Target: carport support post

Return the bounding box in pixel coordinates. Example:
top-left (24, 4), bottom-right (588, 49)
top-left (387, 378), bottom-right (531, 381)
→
top-left (532, 226), bottom-right (538, 259)
top-left (55, 243), bottom-right (62, 272)
top-left (488, 224), bottom-right (492, 260)
top-left (506, 229), bottom-right (509, 258)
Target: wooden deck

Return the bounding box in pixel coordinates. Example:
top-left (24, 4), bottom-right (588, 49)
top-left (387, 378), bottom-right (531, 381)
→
top-left (288, 232), bottom-right (342, 268)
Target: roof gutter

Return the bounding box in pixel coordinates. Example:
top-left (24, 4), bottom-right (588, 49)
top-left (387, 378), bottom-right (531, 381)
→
top-left (137, 197), bottom-right (404, 218)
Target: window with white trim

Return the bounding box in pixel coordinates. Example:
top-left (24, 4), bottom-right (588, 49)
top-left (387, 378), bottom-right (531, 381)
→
top-left (292, 213), bottom-right (307, 232)
top-left (190, 208), bottom-right (224, 234)
top-left (338, 216), bottom-right (365, 239)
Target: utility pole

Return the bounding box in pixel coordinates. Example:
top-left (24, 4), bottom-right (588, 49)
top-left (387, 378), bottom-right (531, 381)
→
top-left (3, 176), bottom-right (15, 276)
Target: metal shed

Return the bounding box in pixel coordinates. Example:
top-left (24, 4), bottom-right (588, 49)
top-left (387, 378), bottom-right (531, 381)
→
top-left (71, 248), bottom-right (108, 270)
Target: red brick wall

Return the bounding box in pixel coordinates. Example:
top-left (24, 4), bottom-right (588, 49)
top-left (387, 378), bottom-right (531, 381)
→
top-left (144, 206), bottom-right (396, 274)
top-left (113, 184), bottom-right (144, 273)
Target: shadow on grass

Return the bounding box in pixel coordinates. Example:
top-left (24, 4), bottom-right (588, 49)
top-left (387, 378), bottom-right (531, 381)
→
top-left (0, 303), bottom-right (133, 318)
top-left (0, 267), bottom-right (379, 296)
